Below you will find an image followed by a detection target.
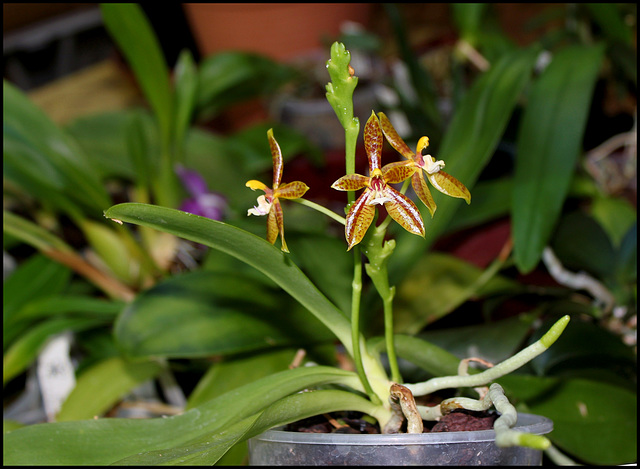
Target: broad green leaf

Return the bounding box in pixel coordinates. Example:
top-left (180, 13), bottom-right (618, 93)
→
top-left (584, 3), bottom-right (634, 45)
top-left (551, 210), bottom-right (616, 280)
top-left (3, 210), bottom-right (73, 254)
top-left (419, 313), bottom-right (537, 365)
top-left (499, 375), bottom-right (637, 465)
top-left (390, 46), bottom-right (540, 280)
top-left (3, 317), bottom-right (107, 385)
top-left (512, 44), bottom-right (605, 273)
top-left (114, 270), bottom-right (334, 358)
top-left (112, 389), bottom-right (383, 465)
top-left (100, 4), bottom-right (173, 147)
top-left (3, 366), bottom-right (361, 465)
top-left (65, 109), bottom-right (159, 180)
top-left (446, 177), bottom-right (513, 234)
top-left (3, 254), bottom-right (71, 328)
top-left (3, 81), bottom-right (111, 212)
top-left (57, 357), bottom-right (163, 421)
top-left (187, 349), bottom-right (297, 409)
top-left (370, 334), bottom-right (461, 378)
top-left (289, 233), bottom-right (352, 314)
top-left (393, 252), bottom-right (520, 334)
top-left (528, 316), bottom-right (636, 390)
top-left (615, 223), bottom-right (636, 285)
top-left (590, 195), bottom-right (636, 248)
top-left (104, 203), bottom-right (353, 352)
top-left (3, 420), bottom-right (24, 434)
top-left (10, 295), bottom-right (122, 323)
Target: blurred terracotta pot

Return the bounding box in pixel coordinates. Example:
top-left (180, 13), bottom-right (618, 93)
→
top-left (183, 3), bottom-right (372, 62)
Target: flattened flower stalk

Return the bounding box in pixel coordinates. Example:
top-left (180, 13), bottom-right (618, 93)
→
top-left (246, 129), bottom-right (309, 253)
top-left (332, 112), bottom-right (424, 250)
top-left (378, 112), bottom-right (471, 217)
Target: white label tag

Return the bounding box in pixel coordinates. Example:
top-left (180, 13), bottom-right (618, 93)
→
top-left (37, 332), bottom-right (76, 422)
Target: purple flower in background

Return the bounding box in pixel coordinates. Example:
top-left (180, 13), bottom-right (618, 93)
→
top-left (175, 165), bottom-right (227, 220)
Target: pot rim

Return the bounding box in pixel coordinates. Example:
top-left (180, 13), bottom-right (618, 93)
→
top-left (251, 412), bottom-right (552, 446)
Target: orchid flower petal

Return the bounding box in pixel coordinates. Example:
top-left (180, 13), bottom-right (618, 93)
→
top-left (247, 195), bottom-right (273, 216)
top-left (383, 186), bottom-right (425, 237)
top-left (364, 112), bottom-right (384, 171)
top-left (246, 180), bottom-right (270, 192)
top-left (267, 128), bottom-right (283, 189)
top-left (427, 171), bottom-right (472, 203)
top-left (381, 161), bottom-right (417, 184)
top-left (175, 164), bottom-right (209, 197)
top-left (345, 190), bottom-right (376, 250)
top-left (331, 174), bottom-right (370, 191)
top-left (411, 171), bottom-right (437, 217)
top-left (378, 112), bottom-right (415, 160)
top-left (266, 203), bottom-right (279, 246)
top-left (276, 181), bottom-right (310, 200)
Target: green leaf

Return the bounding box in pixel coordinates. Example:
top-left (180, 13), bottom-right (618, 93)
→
top-left (2, 211), bottom-right (72, 255)
top-left (528, 316), bottom-right (636, 390)
top-left (451, 3), bottom-right (488, 45)
top-left (57, 357), bottom-right (163, 421)
top-left (499, 375), bottom-right (637, 465)
top-left (65, 109), bottom-right (159, 180)
top-left (173, 49), bottom-right (199, 161)
top-left (104, 203), bottom-right (353, 352)
top-left (78, 219), bottom-right (138, 284)
top-left (112, 389), bottom-right (382, 465)
top-left (372, 334), bottom-right (461, 378)
top-left (590, 195), bottom-right (637, 248)
top-left (393, 252), bottom-right (520, 334)
top-left (3, 317), bottom-right (107, 385)
top-left (3, 80), bottom-right (111, 212)
top-left (187, 349), bottom-right (297, 409)
top-left (3, 366), bottom-right (361, 465)
top-left (419, 313), bottom-right (537, 365)
top-left (10, 295), bottom-right (122, 323)
top-left (615, 223), bottom-right (636, 285)
top-left (512, 44), bottom-right (605, 273)
top-left (100, 4), bottom-right (173, 146)
top-left (584, 3), bottom-right (634, 45)
top-left (391, 46), bottom-right (540, 279)
top-left (114, 270), bottom-right (335, 358)
top-left (3, 254), bottom-right (71, 328)
top-left (551, 210), bottom-right (616, 280)
top-left (196, 51), bottom-right (293, 122)
top-left (446, 177), bottom-right (513, 234)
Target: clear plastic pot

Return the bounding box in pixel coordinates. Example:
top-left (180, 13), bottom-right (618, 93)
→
top-left (248, 413), bottom-right (552, 466)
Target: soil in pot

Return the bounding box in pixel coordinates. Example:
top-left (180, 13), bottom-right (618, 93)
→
top-left (248, 411), bottom-right (552, 466)
top-left (286, 408), bottom-right (498, 435)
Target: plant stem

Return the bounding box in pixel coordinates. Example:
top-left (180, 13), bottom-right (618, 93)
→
top-left (293, 198), bottom-right (345, 225)
top-left (363, 224), bottom-right (402, 384)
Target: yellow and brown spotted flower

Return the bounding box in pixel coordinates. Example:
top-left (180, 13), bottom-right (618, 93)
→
top-left (332, 112), bottom-right (424, 250)
top-left (246, 129), bottom-right (309, 253)
top-left (378, 112), bottom-right (470, 217)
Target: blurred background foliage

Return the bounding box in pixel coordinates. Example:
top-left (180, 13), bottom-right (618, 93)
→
top-left (3, 3), bottom-right (636, 465)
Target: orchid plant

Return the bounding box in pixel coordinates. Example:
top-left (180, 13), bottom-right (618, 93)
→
top-left (4, 4), bottom-right (635, 465)
top-left (97, 43), bottom-right (568, 456)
